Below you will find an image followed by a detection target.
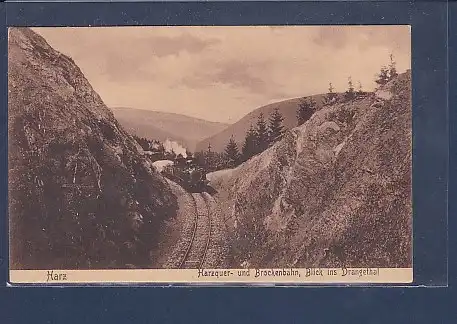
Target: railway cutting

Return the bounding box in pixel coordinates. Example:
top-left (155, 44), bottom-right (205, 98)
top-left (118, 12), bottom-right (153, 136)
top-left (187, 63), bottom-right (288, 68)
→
top-left (179, 193), bottom-right (212, 269)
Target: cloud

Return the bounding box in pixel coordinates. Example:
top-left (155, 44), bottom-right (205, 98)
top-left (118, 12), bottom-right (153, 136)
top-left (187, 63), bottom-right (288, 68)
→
top-left (163, 139), bottom-right (187, 157)
top-left (146, 34), bottom-right (220, 57)
top-left (102, 34), bottom-right (218, 82)
top-left (180, 60), bottom-right (270, 95)
top-left (33, 27), bottom-right (219, 83)
top-left (31, 26), bottom-right (411, 123)
top-left (312, 25), bottom-right (411, 53)
top-left (313, 27), bottom-right (349, 49)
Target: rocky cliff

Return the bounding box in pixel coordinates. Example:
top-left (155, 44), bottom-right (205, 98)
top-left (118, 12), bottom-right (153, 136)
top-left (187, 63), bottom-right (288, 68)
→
top-left (8, 28), bottom-right (178, 270)
top-left (209, 71), bottom-right (412, 268)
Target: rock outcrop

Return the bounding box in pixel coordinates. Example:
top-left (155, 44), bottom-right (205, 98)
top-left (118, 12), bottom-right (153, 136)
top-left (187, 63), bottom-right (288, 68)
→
top-left (210, 71), bottom-right (412, 268)
top-left (8, 28), bottom-right (178, 270)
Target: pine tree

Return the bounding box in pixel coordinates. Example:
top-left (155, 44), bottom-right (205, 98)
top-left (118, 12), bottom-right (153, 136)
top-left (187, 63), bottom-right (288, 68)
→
top-left (176, 153), bottom-right (186, 167)
top-left (216, 151), bottom-right (226, 171)
top-left (388, 53), bottom-right (398, 80)
top-left (255, 112), bottom-right (269, 152)
top-left (224, 136), bottom-right (240, 168)
top-left (157, 142), bottom-right (166, 159)
top-left (242, 124), bottom-right (257, 162)
top-left (205, 143), bottom-right (215, 171)
top-left (297, 97), bottom-right (316, 126)
top-left (268, 108), bottom-right (285, 143)
top-left (194, 151), bottom-right (206, 167)
top-left (345, 76), bottom-right (356, 100)
top-left (357, 81), bottom-right (364, 96)
top-left (375, 66), bottom-right (390, 86)
top-left (133, 135), bottom-right (150, 151)
top-left (324, 82), bottom-right (337, 105)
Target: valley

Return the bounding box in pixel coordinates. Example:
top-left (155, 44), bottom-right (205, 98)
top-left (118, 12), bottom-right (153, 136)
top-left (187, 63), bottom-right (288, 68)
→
top-left (8, 27), bottom-right (412, 272)
top-left (112, 107), bottom-right (229, 152)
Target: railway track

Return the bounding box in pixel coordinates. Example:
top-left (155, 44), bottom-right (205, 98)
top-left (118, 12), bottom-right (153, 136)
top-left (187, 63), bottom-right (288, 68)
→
top-left (179, 193), bottom-right (212, 269)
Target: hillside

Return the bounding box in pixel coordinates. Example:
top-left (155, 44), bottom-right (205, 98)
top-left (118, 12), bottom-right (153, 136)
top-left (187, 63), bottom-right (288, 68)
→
top-left (8, 28), bottom-right (178, 270)
top-left (208, 71), bottom-right (412, 268)
top-left (111, 107), bottom-right (229, 151)
top-left (196, 94), bottom-right (328, 153)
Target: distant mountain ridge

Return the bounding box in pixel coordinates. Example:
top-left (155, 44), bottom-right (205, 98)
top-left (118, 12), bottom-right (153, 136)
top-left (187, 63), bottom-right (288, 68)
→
top-left (111, 107), bottom-right (229, 152)
top-left (195, 94), bottom-right (329, 153)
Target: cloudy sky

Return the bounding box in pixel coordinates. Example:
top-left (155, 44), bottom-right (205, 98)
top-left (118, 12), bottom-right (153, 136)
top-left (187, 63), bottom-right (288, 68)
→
top-left (34, 26), bottom-right (410, 124)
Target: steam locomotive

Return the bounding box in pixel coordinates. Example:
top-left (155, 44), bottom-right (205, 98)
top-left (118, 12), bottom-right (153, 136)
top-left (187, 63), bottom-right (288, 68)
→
top-left (161, 156), bottom-right (210, 193)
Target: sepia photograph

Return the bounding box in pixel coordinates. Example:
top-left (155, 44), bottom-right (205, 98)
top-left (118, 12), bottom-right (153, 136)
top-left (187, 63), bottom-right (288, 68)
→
top-left (8, 25), bottom-right (412, 284)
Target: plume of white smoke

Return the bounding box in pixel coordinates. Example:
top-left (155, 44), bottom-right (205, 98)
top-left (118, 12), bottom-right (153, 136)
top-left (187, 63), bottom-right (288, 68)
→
top-left (163, 139), bottom-right (187, 158)
top-left (152, 160), bottom-right (174, 172)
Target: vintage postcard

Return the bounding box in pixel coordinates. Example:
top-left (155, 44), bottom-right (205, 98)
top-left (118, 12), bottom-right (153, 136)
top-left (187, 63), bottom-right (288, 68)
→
top-left (8, 26), bottom-right (412, 284)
